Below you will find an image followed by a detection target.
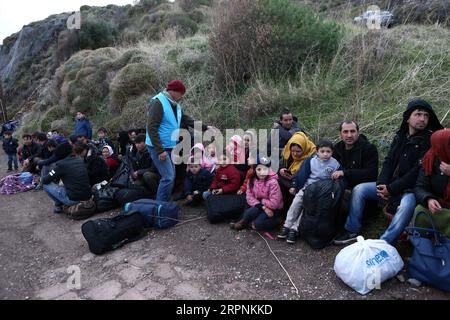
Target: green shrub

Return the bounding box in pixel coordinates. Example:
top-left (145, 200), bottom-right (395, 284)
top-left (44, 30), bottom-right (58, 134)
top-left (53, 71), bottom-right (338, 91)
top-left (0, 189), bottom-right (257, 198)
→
top-left (109, 63), bottom-right (157, 111)
top-left (80, 19), bottom-right (118, 50)
top-left (40, 106), bottom-right (67, 132)
top-left (162, 12), bottom-right (199, 37)
top-left (209, 0), bottom-right (342, 88)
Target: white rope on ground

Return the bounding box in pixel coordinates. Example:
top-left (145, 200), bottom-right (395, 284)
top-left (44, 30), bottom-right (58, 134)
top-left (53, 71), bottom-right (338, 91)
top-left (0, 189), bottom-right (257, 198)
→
top-left (173, 216), bottom-right (206, 228)
top-left (256, 231), bottom-right (299, 296)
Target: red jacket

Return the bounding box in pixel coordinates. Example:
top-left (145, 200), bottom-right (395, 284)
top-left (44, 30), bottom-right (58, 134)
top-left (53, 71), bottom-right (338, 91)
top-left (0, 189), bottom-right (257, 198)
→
top-left (239, 168), bottom-right (253, 193)
top-left (210, 164), bottom-right (241, 194)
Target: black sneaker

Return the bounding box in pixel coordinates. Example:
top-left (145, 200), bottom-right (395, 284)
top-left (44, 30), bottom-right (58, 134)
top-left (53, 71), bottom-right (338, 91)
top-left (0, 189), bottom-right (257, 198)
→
top-left (333, 230), bottom-right (359, 245)
top-left (286, 229), bottom-right (298, 244)
top-left (277, 226), bottom-right (290, 239)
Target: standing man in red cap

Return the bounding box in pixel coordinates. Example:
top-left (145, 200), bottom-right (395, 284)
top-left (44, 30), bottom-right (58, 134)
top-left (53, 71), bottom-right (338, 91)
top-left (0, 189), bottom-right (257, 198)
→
top-left (146, 80), bottom-right (215, 202)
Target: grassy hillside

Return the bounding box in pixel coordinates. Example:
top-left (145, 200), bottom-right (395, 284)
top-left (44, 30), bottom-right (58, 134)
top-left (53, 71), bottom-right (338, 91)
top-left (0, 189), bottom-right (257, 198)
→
top-left (15, 0), bottom-right (449, 157)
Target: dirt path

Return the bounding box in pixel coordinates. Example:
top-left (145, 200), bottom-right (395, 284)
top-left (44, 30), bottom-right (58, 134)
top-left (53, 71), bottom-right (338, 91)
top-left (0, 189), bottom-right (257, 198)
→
top-left (0, 150), bottom-right (449, 300)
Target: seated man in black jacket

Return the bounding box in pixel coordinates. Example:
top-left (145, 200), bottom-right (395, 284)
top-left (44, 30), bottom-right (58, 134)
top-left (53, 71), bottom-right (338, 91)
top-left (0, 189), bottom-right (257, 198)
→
top-left (127, 134), bottom-right (160, 194)
top-left (22, 134), bottom-right (42, 173)
top-left (42, 142), bottom-right (92, 214)
top-left (332, 121), bottom-right (379, 220)
top-left (334, 99), bottom-right (443, 245)
top-left (332, 121), bottom-right (379, 189)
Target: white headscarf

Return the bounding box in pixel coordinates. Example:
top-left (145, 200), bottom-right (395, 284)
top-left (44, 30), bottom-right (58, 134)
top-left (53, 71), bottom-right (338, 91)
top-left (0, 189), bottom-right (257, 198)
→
top-left (102, 145), bottom-right (114, 156)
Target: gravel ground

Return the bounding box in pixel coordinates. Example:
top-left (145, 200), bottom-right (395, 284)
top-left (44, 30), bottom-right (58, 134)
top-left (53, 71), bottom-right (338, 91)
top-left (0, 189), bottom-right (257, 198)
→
top-left (0, 149), bottom-right (449, 300)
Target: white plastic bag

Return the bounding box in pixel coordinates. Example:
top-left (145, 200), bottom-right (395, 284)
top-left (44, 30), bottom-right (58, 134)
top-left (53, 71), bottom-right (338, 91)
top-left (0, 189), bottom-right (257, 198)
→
top-left (334, 236), bottom-right (404, 295)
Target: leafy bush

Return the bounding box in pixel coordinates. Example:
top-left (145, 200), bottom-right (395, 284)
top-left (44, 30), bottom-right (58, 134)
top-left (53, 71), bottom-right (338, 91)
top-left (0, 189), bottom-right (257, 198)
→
top-left (109, 63), bottom-right (157, 111)
top-left (209, 0), bottom-right (342, 88)
top-left (80, 19), bottom-right (118, 50)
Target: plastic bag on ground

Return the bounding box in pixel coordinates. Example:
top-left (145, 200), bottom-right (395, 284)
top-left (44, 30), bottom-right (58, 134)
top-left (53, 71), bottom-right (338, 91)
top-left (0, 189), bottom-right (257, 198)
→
top-left (334, 236), bottom-right (404, 295)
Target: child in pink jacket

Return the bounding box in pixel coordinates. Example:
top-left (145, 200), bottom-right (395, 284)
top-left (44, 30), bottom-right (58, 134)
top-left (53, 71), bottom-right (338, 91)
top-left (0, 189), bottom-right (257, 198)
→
top-left (230, 156), bottom-right (283, 231)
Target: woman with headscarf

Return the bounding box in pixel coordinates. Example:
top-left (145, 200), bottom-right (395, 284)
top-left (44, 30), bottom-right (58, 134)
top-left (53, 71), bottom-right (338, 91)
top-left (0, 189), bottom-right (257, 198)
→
top-left (278, 132), bottom-right (316, 215)
top-left (101, 145), bottom-right (120, 177)
top-left (414, 128), bottom-right (450, 237)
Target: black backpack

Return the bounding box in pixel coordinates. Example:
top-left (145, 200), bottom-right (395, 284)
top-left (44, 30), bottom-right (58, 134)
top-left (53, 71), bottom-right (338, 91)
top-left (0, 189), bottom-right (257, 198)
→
top-left (205, 194), bottom-right (247, 224)
top-left (299, 179), bottom-right (344, 250)
top-left (93, 185), bottom-right (120, 213)
top-left (81, 211), bottom-right (146, 255)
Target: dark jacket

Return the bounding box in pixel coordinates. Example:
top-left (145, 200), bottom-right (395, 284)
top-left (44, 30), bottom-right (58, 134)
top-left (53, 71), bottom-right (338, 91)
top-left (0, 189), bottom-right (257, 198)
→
top-left (85, 153), bottom-right (110, 186)
top-left (333, 134), bottom-right (379, 188)
top-left (377, 100), bottom-right (443, 196)
top-left (97, 137), bottom-right (115, 152)
top-left (74, 118), bottom-right (92, 140)
top-left (2, 137), bottom-right (18, 155)
top-left (268, 121), bottom-right (302, 156)
top-left (38, 141), bottom-right (72, 167)
top-left (183, 168), bottom-right (214, 196)
top-left (22, 142), bottom-right (41, 161)
top-left (414, 160), bottom-right (450, 209)
top-left (42, 155), bottom-right (92, 201)
top-left (146, 96), bottom-right (208, 154)
top-left (127, 146), bottom-right (153, 176)
top-left (36, 141), bottom-right (54, 160)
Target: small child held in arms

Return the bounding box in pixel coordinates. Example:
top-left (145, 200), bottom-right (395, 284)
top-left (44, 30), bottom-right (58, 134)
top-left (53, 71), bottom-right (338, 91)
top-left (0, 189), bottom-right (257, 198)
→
top-left (184, 157), bottom-right (214, 206)
top-left (203, 153), bottom-right (241, 199)
top-left (2, 131), bottom-right (19, 172)
top-left (230, 156), bottom-right (283, 231)
top-left (278, 139), bottom-right (341, 244)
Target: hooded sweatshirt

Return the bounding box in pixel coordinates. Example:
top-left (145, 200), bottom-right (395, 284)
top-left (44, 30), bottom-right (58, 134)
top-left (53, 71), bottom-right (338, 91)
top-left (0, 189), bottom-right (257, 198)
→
top-left (377, 99), bottom-right (443, 196)
top-left (246, 170), bottom-right (284, 210)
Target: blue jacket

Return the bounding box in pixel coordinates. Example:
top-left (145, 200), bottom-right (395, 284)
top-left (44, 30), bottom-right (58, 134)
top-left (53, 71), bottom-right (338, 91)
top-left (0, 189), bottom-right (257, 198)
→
top-left (74, 118), bottom-right (92, 140)
top-left (292, 156), bottom-right (342, 192)
top-left (183, 168), bottom-right (214, 196)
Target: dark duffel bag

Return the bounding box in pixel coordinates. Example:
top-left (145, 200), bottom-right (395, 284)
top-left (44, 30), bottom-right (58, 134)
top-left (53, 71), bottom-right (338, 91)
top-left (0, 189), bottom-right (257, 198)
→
top-left (205, 194), bottom-right (247, 224)
top-left (81, 211), bottom-right (147, 255)
top-left (114, 188), bottom-right (154, 206)
top-left (93, 185), bottom-right (120, 213)
top-left (124, 199), bottom-right (180, 229)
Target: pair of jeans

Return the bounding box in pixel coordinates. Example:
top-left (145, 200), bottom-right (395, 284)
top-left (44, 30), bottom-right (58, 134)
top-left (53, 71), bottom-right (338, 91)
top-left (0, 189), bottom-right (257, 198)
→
top-left (345, 182), bottom-right (416, 245)
top-left (148, 147), bottom-right (175, 202)
top-left (202, 191), bottom-right (212, 200)
top-left (242, 206), bottom-right (280, 231)
top-left (7, 154), bottom-right (18, 170)
top-left (44, 183), bottom-right (80, 208)
top-left (283, 188), bottom-right (305, 232)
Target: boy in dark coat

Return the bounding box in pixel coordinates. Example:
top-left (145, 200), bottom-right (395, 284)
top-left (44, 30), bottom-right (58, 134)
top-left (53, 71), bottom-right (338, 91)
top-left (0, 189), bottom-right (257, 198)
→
top-left (2, 131), bottom-right (19, 171)
top-left (183, 158), bottom-right (214, 206)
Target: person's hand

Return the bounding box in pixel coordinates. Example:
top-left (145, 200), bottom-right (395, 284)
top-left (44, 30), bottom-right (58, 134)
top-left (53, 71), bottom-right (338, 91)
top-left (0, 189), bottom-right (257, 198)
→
top-left (263, 206), bottom-right (274, 218)
top-left (237, 190), bottom-right (244, 195)
top-left (132, 172), bottom-right (138, 180)
top-left (440, 162), bottom-right (450, 176)
top-left (159, 151), bottom-right (168, 162)
top-left (280, 168), bottom-right (293, 180)
top-left (186, 195), bottom-right (194, 202)
top-left (214, 189), bottom-right (223, 195)
top-left (376, 184), bottom-right (390, 201)
top-left (193, 190), bottom-right (200, 195)
top-left (289, 188), bottom-right (296, 195)
top-left (23, 159), bottom-right (29, 167)
top-left (428, 199), bottom-right (442, 214)
top-left (332, 171), bottom-right (344, 180)
top-left (272, 122), bottom-right (280, 129)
